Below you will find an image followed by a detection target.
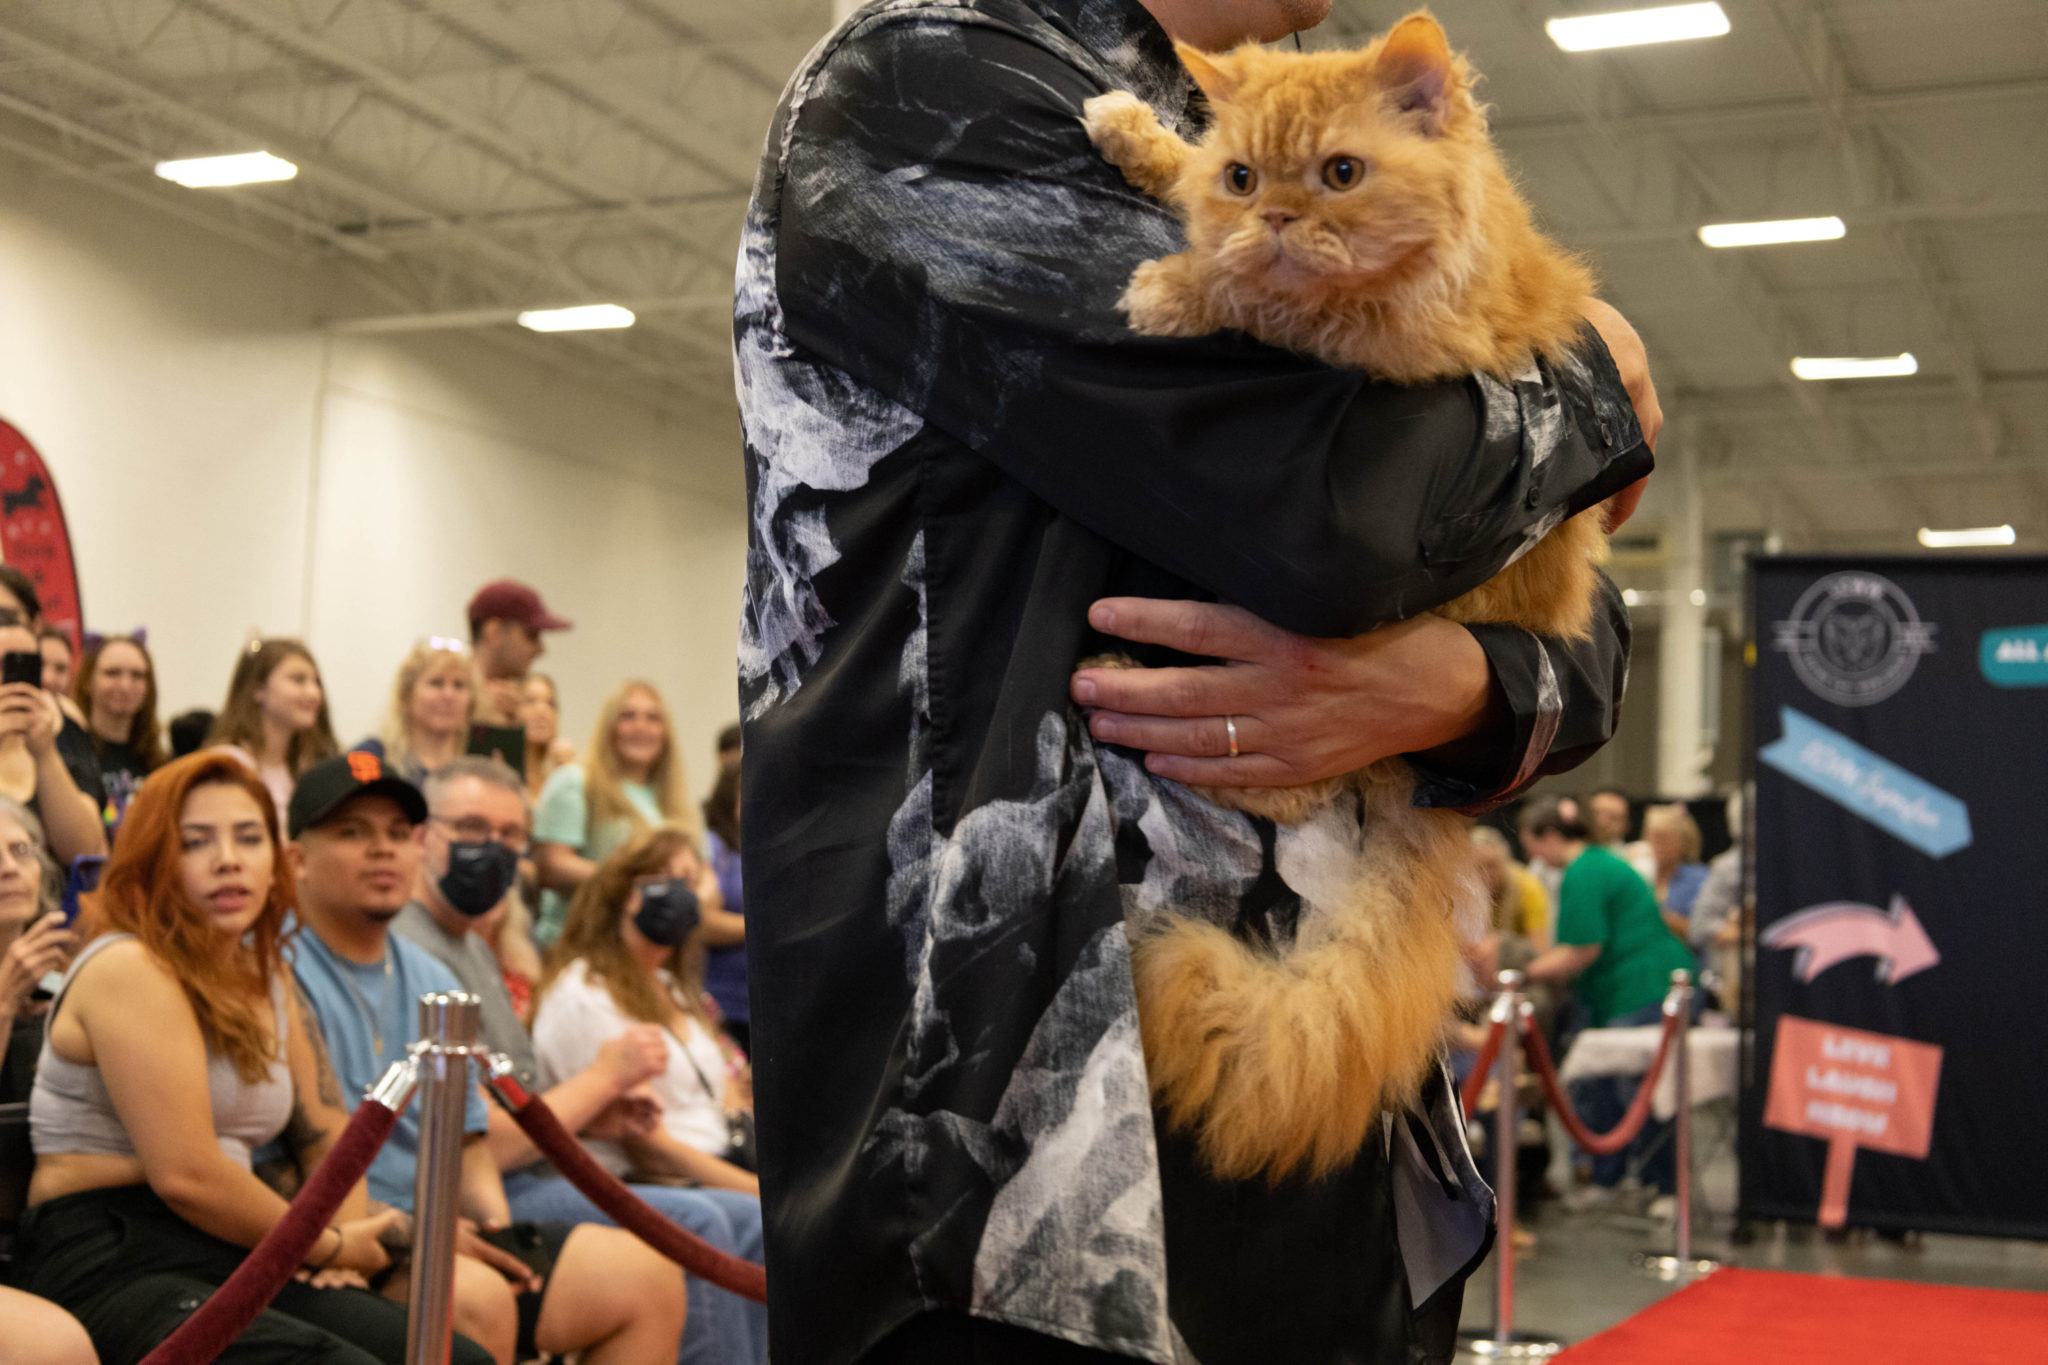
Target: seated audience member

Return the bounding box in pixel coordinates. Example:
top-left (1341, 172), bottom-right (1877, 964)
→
top-left (166, 709), bottom-right (215, 761)
top-left (285, 754), bottom-right (685, 1365)
top-left (1641, 803), bottom-right (1709, 936)
top-left (0, 798), bottom-right (72, 1103)
top-left (74, 634), bottom-right (163, 831)
top-left (699, 762), bottom-right (749, 1054)
top-left (1518, 797), bottom-right (1696, 1204)
top-left (14, 752), bottom-right (449, 1365)
top-left (519, 674), bottom-right (577, 803)
top-left (395, 759), bottom-right (766, 1365)
top-left (0, 1287), bottom-right (96, 1365)
top-left (468, 581), bottom-right (570, 730)
top-left (534, 826), bottom-right (758, 1198)
top-left (209, 639), bottom-right (338, 826)
top-left (0, 618), bottom-right (106, 865)
top-left (36, 626), bottom-right (78, 714)
top-left (531, 681), bottom-right (703, 946)
top-left (356, 641), bottom-right (476, 786)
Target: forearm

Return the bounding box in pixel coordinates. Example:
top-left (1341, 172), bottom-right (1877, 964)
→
top-left (535, 845), bottom-right (594, 895)
top-left (154, 1157), bottom-right (296, 1249)
top-left (482, 1068), bottom-right (621, 1169)
top-left (623, 1130), bottom-right (759, 1196)
top-left (1524, 942), bottom-right (1600, 985)
top-left (458, 1136), bottom-right (513, 1225)
top-left (699, 905), bottom-right (745, 949)
top-left (32, 752), bottom-right (106, 861)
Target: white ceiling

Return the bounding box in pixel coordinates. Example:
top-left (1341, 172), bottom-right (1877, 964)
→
top-left (1, 0), bottom-right (2044, 552)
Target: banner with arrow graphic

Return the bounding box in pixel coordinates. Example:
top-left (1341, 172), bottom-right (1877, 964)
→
top-left (1744, 557), bottom-right (2048, 1240)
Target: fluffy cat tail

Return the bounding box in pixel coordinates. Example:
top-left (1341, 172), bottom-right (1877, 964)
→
top-left (1132, 785), bottom-right (1470, 1184)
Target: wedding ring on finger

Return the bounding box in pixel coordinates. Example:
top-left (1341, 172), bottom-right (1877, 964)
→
top-left (1225, 715), bottom-right (1240, 758)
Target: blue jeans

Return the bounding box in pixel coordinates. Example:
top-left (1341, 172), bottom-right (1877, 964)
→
top-left (502, 1167), bottom-right (768, 1365)
top-left (1563, 1000), bottom-right (1687, 1196)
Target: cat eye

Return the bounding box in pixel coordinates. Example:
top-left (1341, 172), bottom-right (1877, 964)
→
top-left (1223, 163), bottom-right (1258, 196)
top-left (1322, 156), bottom-right (1365, 191)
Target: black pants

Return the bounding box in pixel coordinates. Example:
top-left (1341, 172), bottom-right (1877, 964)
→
top-left (860, 1312), bottom-right (1133, 1363)
top-left (13, 1184), bottom-right (494, 1365)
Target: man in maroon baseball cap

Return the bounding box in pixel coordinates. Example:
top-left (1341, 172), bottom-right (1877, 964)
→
top-left (468, 579), bottom-right (570, 726)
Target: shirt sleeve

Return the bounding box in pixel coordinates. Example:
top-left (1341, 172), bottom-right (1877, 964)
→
top-left (772, 15), bottom-right (1653, 641)
top-left (531, 765), bottom-right (588, 850)
top-left (531, 966), bottom-right (614, 1090)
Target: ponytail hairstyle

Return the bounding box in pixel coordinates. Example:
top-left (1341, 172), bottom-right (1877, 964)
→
top-left (81, 752), bottom-right (294, 1083)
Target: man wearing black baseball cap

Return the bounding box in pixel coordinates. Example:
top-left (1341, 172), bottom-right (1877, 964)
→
top-left (284, 752), bottom-right (686, 1364)
top-left (467, 580), bottom-right (571, 728)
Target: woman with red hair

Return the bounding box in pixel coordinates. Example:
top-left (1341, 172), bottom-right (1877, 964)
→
top-left (11, 752), bottom-right (491, 1365)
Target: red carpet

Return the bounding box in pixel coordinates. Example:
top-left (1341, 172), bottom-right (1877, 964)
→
top-left (1556, 1267), bottom-right (2048, 1364)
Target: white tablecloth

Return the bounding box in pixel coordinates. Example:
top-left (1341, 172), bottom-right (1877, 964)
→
top-left (1556, 1023), bottom-right (1739, 1121)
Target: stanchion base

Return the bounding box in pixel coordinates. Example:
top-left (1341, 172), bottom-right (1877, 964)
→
top-left (1456, 1330), bottom-right (1567, 1359)
top-left (1631, 1251), bottom-right (1725, 1282)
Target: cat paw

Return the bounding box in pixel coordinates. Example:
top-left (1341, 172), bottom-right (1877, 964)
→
top-left (1080, 90), bottom-right (1154, 158)
top-left (1121, 259), bottom-right (1207, 337)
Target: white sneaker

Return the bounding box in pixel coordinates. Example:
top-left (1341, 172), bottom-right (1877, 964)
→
top-left (1562, 1184), bottom-right (1615, 1213)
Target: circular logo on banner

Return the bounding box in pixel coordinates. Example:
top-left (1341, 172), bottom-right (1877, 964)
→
top-left (1772, 571), bottom-right (1937, 707)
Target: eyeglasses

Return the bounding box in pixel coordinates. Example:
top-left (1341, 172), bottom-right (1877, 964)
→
top-left (0, 840), bottom-right (40, 866)
top-left (432, 814), bottom-right (528, 852)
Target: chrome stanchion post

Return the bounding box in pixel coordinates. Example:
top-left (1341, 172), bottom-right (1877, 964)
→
top-left (1461, 971), bottom-right (1563, 1360)
top-left (1634, 970), bottom-right (1723, 1282)
top-left (406, 991), bottom-right (483, 1365)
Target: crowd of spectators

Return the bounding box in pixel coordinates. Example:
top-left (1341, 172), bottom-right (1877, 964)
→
top-left (0, 579), bottom-right (761, 1365)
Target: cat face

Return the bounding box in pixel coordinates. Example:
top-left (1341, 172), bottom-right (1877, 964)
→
top-left (1174, 15), bottom-right (1486, 301)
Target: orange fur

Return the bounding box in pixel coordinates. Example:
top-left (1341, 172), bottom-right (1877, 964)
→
top-left (1080, 13), bottom-right (1613, 1182)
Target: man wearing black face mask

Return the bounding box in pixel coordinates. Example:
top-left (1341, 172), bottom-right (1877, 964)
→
top-left (393, 757), bottom-right (769, 1365)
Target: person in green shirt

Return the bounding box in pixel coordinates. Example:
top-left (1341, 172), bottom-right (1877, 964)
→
top-left (1520, 796), bottom-right (1695, 1198)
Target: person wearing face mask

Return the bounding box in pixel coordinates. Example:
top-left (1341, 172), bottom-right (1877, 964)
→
top-left (393, 760), bottom-right (766, 1365)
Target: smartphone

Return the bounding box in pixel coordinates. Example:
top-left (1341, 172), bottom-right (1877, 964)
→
top-left (61, 855), bottom-right (105, 928)
top-left (467, 723), bottom-right (527, 780)
top-left (1, 649), bottom-right (41, 687)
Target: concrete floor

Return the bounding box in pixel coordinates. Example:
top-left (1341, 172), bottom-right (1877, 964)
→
top-left (1454, 1116), bottom-right (2048, 1353)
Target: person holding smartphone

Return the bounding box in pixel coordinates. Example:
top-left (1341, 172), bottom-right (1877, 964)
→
top-left (0, 619), bottom-right (106, 867)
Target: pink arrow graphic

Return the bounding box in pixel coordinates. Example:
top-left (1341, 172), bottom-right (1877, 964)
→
top-left (1761, 895), bottom-right (1941, 985)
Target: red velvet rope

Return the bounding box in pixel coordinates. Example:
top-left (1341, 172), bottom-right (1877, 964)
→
top-left (1519, 1009), bottom-right (1683, 1156)
top-left (1459, 1017), bottom-right (1508, 1120)
top-left (488, 1075), bottom-right (768, 1303)
top-left (138, 1099), bottom-right (400, 1365)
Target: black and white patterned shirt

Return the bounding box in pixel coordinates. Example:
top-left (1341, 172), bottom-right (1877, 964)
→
top-left (735, 4), bottom-right (1650, 1361)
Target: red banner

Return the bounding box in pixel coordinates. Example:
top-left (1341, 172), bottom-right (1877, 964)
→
top-left (0, 418), bottom-right (84, 653)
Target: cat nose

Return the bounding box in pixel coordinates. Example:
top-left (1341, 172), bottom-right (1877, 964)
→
top-left (1263, 210), bottom-right (1298, 232)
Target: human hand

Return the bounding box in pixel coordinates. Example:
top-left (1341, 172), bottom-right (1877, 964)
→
top-left (1072, 600), bottom-right (1497, 787)
top-left (595, 1024), bottom-right (669, 1092)
top-left (583, 1088), bottom-right (662, 1141)
top-left (457, 1217), bottom-right (543, 1292)
top-left (0, 915), bottom-right (76, 1017)
top-left (294, 1266), bottom-right (369, 1290)
top-left (331, 1209), bottom-right (403, 1276)
top-left (481, 679), bottom-right (524, 728)
top-left (0, 683), bottom-right (58, 758)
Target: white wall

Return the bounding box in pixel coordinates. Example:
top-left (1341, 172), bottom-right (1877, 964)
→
top-left (0, 157), bottom-right (748, 796)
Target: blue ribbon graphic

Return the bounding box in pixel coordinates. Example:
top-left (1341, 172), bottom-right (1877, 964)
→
top-left (1981, 625), bottom-right (2048, 688)
top-left (1760, 708), bottom-right (1973, 859)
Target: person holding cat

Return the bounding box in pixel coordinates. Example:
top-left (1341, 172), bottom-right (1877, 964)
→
top-left (735, 2), bottom-right (1658, 1363)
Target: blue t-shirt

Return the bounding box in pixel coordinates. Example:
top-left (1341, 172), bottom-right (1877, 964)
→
top-left (288, 922), bottom-right (489, 1209)
top-left (703, 830), bottom-right (747, 1024)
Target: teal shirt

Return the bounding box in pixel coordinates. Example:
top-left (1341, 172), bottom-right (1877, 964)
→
top-left (1555, 844), bottom-right (1695, 1025)
top-left (531, 764), bottom-right (663, 946)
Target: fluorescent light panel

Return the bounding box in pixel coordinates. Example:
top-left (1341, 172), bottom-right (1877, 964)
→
top-left (154, 151), bottom-right (297, 188)
top-left (1917, 525), bottom-right (2015, 549)
top-left (1547, 2), bottom-right (1730, 51)
top-left (517, 304), bottom-right (635, 332)
top-left (1699, 216), bottom-right (1846, 248)
top-left (1791, 353), bottom-right (1918, 381)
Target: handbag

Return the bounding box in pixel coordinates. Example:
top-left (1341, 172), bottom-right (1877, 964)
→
top-left (678, 1025), bottom-right (758, 1173)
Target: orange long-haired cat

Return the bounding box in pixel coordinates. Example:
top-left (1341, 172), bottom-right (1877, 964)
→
top-left (1082, 12), bottom-right (1611, 1182)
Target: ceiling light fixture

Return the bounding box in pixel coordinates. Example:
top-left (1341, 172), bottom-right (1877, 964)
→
top-left (154, 151), bottom-right (298, 188)
top-left (1790, 353), bottom-right (1918, 381)
top-left (1698, 216), bottom-right (1846, 248)
top-left (1917, 525), bottom-right (2015, 549)
top-left (516, 304), bottom-right (636, 333)
top-left (1546, 2), bottom-right (1730, 52)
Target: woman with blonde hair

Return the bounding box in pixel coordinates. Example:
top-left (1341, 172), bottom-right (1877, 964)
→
top-left (354, 640), bottom-right (477, 786)
top-left (207, 638), bottom-right (338, 826)
top-left (530, 681), bottom-right (692, 946)
top-left (1642, 803), bottom-right (1709, 936)
top-left (519, 674), bottom-right (577, 804)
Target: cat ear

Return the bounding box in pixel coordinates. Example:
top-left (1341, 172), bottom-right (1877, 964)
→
top-left (1175, 41), bottom-right (1240, 103)
top-left (1376, 13), bottom-right (1457, 133)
